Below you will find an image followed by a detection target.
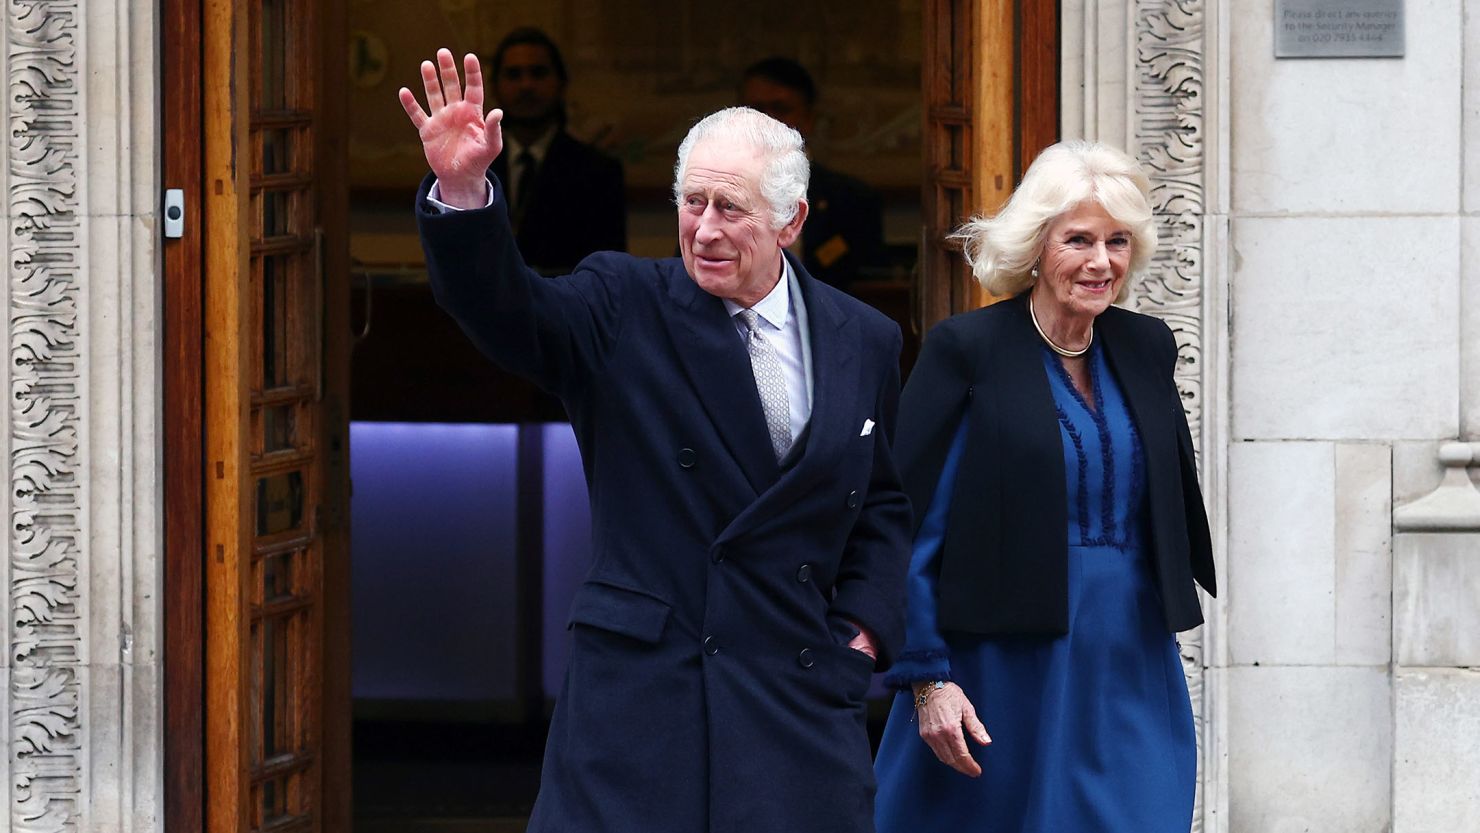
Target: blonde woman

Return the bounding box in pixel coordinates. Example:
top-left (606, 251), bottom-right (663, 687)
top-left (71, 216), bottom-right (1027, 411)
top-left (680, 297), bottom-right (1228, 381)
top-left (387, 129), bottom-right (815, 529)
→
top-left (873, 141), bottom-right (1217, 833)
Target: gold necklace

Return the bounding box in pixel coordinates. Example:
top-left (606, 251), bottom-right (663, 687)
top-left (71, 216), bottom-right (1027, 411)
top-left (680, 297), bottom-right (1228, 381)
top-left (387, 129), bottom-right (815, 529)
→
top-left (1028, 294), bottom-right (1092, 358)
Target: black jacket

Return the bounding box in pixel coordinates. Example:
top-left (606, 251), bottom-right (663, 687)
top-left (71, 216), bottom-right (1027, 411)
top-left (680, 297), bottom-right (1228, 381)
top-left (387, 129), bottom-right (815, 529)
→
top-left (895, 292), bottom-right (1217, 636)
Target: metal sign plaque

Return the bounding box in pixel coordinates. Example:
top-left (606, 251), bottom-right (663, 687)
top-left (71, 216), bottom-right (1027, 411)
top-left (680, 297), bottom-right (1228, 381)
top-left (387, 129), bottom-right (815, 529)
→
top-left (1275, 0), bottom-right (1404, 58)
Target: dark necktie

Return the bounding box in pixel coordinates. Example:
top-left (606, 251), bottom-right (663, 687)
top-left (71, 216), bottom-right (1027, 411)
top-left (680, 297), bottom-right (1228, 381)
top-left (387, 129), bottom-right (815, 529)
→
top-left (514, 149), bottom-right (538, 222)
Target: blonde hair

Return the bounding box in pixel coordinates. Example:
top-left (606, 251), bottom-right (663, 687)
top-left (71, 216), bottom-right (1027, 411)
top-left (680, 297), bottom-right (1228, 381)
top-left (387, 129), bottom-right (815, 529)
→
top-left (952, 141), bottom-right (1158, 301)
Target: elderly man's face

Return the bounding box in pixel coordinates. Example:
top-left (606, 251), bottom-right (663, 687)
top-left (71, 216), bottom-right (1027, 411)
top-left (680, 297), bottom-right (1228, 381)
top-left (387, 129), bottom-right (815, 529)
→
top-left (739, 77), bottom-right (815, 139)
top-left (678, 137), bottom-right (806, 308)
top-left (494, 44), bottom-right (564, 125)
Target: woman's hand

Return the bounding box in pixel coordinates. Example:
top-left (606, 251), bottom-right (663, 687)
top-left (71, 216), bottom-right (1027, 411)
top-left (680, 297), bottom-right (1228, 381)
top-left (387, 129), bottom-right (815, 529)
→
top-left (913, 681), bottom-right (992, 777)
top-left (397, 49), bottom-right (504, 209)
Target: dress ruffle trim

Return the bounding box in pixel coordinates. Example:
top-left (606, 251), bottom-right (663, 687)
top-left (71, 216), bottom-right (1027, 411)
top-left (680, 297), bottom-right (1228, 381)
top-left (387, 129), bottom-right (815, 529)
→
top-left (883, 650), bottom-right (955, 689)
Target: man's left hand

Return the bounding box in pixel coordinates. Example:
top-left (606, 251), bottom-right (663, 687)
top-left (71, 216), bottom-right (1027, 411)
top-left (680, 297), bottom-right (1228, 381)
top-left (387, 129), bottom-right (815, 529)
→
top-left (847, 622), bottom-right (878, 662)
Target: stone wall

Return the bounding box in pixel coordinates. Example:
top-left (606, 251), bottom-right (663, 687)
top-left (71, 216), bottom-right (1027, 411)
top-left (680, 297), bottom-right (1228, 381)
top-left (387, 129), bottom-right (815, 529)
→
top-left (2, 1), bottom-right (162, 831)
top-left (1224, 0), bottom-right (1477, 830)
top-left (1065, 1), bottom-right (1480, 831)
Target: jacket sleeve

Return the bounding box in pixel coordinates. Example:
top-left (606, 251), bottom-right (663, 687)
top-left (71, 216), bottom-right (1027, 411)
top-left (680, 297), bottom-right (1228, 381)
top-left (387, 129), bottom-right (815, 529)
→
top-left (895, 319), bottom-right (974, 535)
top-left (416, 173), bottom-right (628, 398)
top-left (828, 322), bottom-right (913, 671)
top-left (1160, 321), bottom-right (1218, 597)
top-left (884, 416), bottom-right (968, 688)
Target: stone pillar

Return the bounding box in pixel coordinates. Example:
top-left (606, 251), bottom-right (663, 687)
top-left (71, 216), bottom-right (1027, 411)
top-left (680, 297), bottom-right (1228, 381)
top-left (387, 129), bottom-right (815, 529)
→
top-left (3, 1), bottom-right (162, 831)
top-left (1392, 444), bottom-right (1480, 831)
top-left (1061, 2), bottom-right (1230, 830)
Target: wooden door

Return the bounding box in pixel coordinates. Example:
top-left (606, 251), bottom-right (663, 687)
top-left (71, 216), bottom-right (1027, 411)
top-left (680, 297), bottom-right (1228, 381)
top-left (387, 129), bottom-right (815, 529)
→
top-left (165, 0), bottom-right (350, 830)
top-left (919, 0), bottom-right (1058, 325)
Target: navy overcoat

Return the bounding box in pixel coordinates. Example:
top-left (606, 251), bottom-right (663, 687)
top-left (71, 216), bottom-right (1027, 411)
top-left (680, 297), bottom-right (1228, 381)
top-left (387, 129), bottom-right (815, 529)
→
top-left (417, 175), bottom-right (912, 833)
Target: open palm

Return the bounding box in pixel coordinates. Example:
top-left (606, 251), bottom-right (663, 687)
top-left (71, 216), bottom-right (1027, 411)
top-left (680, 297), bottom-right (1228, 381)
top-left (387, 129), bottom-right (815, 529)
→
top-left (398, 49), bottom-right (503, 208)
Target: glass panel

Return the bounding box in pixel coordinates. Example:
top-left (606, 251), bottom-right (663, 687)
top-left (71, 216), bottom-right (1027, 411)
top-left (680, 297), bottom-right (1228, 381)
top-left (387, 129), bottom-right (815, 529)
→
top-left (261, 775), bottom-right (290, 825)
top-left (264, 403), bottom-right (294, 452)
top-left (262, 127), bottom-right (292, 175)
top-left (260, 0), bottom-right (286, 110)
top-left (261, 551), bottom-right (295, 605)
top-left (260, 615), bottom-right (290, 760)
top-left (948, 124), bottom-right (964, 170)
top-left (262, 254), bottom-right (288, 388)
top-left (255, 471), bottom-right (304, 536)
top-left (262, 190), bottom-right (291, 239)
top-left (947, 189), bottom-right (964, 232)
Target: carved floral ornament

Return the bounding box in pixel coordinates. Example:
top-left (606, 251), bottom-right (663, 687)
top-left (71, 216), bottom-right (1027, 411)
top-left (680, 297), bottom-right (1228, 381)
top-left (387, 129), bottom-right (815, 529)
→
top-left (1134, 2), bottom-right (1208, 832)
top-left (10, 0), bottom-right (84, 831)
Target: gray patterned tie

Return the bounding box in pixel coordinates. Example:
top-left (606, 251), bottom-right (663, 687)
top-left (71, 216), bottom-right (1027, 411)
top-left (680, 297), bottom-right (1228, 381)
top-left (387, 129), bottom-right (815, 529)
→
top-left (736, 309), bottom-right (792, 461)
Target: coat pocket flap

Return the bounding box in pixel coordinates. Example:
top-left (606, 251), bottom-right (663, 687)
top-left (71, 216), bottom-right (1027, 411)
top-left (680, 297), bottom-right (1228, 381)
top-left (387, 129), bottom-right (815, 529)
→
top-left (567, 582), bottom-right (672, 643)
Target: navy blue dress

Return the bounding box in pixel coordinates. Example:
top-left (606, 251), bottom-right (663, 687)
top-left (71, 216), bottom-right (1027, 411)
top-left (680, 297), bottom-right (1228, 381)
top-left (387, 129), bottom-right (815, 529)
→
top-left (874, 343), bottom-right (1196, 833)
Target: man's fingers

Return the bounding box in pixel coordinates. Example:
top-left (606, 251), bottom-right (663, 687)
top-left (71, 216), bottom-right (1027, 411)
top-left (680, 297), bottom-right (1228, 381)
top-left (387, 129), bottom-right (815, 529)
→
top-left (463, 53), bottom-right (484, 109)
top-left (419, 60), bottom-right (444, 112)
top-left (484, 108), bottom-right (504, 157)
top-left (397, 87), bottom-right (427, 129)
top-left (437, 48), bottom-right (463, 105)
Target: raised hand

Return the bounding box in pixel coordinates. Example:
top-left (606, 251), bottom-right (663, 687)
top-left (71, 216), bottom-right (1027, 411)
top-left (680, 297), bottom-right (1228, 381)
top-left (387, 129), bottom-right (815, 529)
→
top-left (398, 49), bottom-right (503, 210)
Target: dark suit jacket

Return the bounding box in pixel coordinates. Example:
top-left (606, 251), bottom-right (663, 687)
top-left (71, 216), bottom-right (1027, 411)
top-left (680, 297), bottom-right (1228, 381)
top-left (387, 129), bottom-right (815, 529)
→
top-left (490, 130), bottom-right (625, 272)
top-left (894, 292), bottom-right (1216, 636)
top-left (417, 174), bottom-right (911, 833)
top-left (802, 162), bottom-right (885, 290)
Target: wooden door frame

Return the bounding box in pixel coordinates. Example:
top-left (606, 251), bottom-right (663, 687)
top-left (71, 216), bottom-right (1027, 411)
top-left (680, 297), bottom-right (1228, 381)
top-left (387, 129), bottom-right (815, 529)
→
top-left (920, 0), bottom-right (1059, 327)
top-left (162, 0), bottom-right (206, 828)
top-left (163, 0), bottom-right (351, 829)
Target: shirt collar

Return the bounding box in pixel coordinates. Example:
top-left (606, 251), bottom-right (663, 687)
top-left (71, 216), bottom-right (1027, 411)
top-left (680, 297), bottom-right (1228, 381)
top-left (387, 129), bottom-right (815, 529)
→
top-left (504, 126), bottom-right (559, 165)
top-left (723, 256), bottom-right (792, 330)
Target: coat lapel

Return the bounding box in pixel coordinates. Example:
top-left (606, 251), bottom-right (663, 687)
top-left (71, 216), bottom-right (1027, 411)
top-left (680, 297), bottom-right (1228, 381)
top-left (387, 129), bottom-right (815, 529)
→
top-left (786, 255), bottom-right (858, 476)
top-left (1096, 308), bottom-right (1174, 455)
top-left (990, 294), bottom-right (1065, 484)
top-left (716, 256), bottom-right (858, 541)
top-left (659, 262), bottom-right (780, 495)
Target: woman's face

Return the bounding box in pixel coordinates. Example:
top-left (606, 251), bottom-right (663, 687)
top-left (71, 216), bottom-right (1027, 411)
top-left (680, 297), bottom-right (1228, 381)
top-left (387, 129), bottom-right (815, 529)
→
top-left (1034, 201), bottom-right (1132, 321)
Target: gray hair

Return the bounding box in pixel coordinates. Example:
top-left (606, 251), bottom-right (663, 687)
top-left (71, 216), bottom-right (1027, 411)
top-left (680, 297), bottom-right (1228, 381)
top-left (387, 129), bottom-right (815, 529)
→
top-left (952, 140), bottom-right (1158, 302)
top-left (672, 107), bottom-right (810, 230)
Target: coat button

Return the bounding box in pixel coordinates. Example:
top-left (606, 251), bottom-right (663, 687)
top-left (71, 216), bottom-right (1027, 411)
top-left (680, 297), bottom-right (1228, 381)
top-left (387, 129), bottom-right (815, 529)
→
top-left (711, 546), bottom-right (725, 564)
top-left (798, 648), bottom-right (815, 668)
top-left (703, 636), bottom-right (719, 656)
top-left (846, 490), bottom-right (859, 509)
top-left (677, 448), bottom-right (697, 469)
top-left (796, 563), bottom-right (812, 583)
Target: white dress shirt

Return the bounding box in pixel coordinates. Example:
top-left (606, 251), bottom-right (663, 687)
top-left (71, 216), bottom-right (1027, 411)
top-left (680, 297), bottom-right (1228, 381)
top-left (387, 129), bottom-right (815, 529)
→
top-left (723, 257), bottom-right (814, 444)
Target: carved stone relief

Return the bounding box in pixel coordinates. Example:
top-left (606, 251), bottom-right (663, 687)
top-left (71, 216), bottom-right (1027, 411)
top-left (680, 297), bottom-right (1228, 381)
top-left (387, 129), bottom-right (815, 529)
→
top-left (1132, 1), bottom-right (1209, 830)
top-left (8, 1), bottom-right (83, 830)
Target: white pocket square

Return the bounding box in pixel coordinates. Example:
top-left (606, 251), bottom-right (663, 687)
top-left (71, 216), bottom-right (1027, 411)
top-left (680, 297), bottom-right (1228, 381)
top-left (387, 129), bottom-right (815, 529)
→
top-left (860, 419), bottom-right (875, 437)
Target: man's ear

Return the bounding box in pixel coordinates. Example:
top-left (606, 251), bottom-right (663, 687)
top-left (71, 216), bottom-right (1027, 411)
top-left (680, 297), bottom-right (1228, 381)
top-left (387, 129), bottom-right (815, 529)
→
top-left (777, 200), bottom-right (809, 248)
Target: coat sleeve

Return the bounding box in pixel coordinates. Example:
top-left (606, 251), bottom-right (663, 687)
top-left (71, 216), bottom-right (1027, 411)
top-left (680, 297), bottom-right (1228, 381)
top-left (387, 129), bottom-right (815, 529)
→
top-left (827, 322), bottom-right (913, 671)
top-left (416, 173), bottom-right (628, 398)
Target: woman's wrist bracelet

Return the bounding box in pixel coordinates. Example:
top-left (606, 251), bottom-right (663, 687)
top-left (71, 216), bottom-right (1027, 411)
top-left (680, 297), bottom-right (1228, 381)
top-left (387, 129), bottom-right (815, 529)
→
top-left (913, 680), bottom-right (947, 709)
